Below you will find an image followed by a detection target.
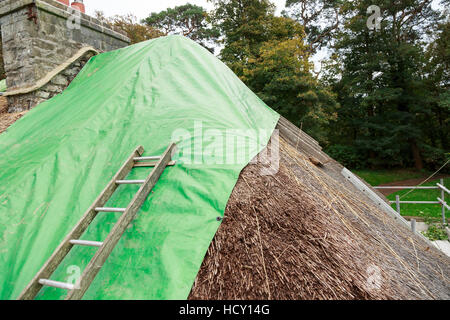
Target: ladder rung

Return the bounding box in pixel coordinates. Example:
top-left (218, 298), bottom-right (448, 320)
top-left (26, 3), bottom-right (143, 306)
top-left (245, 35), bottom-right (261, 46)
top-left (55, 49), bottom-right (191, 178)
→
top-left (38, 279), bottom-right (75, 290)
top-left (69, 240), bottom-right (104, 247)
top-left (134, 156), bottom-right (160, 161)
top-left (95, 207), bottom-right (126, 213)
top-left (134, 160), bottom-right (176, 168)
top-left (116, 180), bottom-right (145, 184)
top-left (18, 144), bottom-right (177, 301)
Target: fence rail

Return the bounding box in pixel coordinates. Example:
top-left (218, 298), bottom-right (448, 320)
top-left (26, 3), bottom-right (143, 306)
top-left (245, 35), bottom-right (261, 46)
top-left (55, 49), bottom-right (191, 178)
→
top-left (374, 178), bottom-right (448, 225)
top-left (374, 186), bottom-right (439, 190)
top-left (438, 198), bottom-right (450, 211)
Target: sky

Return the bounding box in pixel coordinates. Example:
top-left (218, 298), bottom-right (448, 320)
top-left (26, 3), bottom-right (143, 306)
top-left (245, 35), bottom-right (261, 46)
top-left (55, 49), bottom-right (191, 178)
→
top-left (85, 0), bottom-right (287, 20)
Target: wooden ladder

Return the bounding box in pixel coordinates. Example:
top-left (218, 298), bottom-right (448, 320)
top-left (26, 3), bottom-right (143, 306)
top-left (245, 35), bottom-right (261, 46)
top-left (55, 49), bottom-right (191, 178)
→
top-left (18, 143), bottom-right (176, 300)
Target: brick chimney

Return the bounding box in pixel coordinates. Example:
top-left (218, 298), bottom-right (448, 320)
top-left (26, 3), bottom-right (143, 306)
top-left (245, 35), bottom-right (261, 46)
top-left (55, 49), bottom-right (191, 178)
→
top-left (57, 0), bottom-right (70, 5)
top-left (71, 0), bottom-right (85, 13)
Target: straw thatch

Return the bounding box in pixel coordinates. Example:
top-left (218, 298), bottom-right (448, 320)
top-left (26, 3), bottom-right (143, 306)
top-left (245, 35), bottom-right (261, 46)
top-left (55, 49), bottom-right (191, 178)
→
top-left (189, 119), bottom-right (450, 300)
top-left (2, 99), bottom-right (448, 299)
top-left (0, 97), bottom-right (26, 134)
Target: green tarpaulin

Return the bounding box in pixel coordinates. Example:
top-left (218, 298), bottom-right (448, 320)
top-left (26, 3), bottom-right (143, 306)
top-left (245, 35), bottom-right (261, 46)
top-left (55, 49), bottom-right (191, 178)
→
top-left (0, 35), bottom-right (279, 300)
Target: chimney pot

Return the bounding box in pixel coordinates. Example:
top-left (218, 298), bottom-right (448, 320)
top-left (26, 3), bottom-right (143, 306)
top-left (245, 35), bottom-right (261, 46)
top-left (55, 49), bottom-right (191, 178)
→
top-left (71, 1), bottom-right (86, 14)
top-left (57, 0), bottom-right (70, 6)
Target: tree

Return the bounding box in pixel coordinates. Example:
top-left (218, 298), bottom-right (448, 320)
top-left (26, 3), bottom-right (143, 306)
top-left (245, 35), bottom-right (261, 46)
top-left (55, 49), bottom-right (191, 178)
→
top-left (94, 12), bottom-right (163, 45)
top-left (242, 17), bottom-right (337, 140)
top-left (210, 0), bottom-right (275, 75)
top-left (326, 0), bottom-right (443, 169)
top-left (421, 18), bottom-right (450, 167)
top-left (284, 0), bottom-right (341, 53)
top-left (143, 4), bottom-right (219, 52)
top-left (110, 14), bottom-right (164, 44)
top-left (211, 0), bottom-right (337, 142)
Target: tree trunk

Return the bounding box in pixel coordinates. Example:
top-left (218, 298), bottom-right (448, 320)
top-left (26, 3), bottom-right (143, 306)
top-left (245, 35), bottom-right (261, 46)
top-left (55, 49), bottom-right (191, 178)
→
top-left (410, 140), bottom-right (423, 170)
top-left (367, 105), bottom-right (376, 168)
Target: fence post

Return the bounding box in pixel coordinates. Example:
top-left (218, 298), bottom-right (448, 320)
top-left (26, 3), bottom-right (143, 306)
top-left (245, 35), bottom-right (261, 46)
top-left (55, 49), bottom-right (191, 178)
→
top-left (411, 219), bottom-right (416, 233)
top-left (396, 195), bottom-right (401, 214)
top-left (441, 178), bottom-right (446, 225)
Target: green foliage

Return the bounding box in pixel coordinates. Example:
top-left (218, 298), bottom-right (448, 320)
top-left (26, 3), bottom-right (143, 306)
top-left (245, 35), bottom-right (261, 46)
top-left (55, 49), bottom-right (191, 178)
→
top-left (210, 0), bottom-right (276, 74)
top-left (422, 218), bottom-right (448, 241)
top-left (211, 0), bottom-right (337, 144)
top-left (112, 14), bottom-right (164, 45)
top-left (324, 0), bottom-right (448, 171)
top-left (422, 19), bottom-right (450, 156)
top-left (95, 1), bottom-right (448, 172)
top-left (94, 12), bottom-right (163, 45)
top-left (326, 144), bottom-right (367, 169)
top-left (144, 4), bottom-right (219, 52)
top-left (421, 145), bottom-right (450, 173)
top-left (284, 0), bottom-right (341, 52)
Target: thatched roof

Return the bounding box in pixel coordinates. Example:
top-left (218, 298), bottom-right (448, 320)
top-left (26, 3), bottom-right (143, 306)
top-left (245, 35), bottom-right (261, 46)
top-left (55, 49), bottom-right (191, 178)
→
top-left (0, 97), bottom-right (26, 135)
top-left (189, 118), bottom-right (450, 300)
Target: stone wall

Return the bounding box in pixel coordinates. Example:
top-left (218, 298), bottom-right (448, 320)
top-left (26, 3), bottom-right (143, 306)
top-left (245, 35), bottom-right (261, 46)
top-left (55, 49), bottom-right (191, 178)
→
top-left (0, 0), bottom-right (130, 111)
top-left (7, 50), bottom-right (94, 112)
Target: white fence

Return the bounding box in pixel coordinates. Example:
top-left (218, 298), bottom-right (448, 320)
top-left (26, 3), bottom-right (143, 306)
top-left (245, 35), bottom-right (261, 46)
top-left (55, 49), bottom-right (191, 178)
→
top-left (374, 178), bottom-right (449, 225)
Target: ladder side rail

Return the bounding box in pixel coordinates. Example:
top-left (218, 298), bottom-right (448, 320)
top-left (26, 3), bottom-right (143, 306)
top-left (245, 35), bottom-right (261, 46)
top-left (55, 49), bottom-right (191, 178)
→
top-left (17, 146), bottom-right (144, 300)
top-left (66, 143), bottom-right (176, 300)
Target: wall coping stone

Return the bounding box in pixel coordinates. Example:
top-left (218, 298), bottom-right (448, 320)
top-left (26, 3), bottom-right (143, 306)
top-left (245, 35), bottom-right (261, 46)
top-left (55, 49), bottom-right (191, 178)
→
top-left (0, 0), bottom-right (130, 44)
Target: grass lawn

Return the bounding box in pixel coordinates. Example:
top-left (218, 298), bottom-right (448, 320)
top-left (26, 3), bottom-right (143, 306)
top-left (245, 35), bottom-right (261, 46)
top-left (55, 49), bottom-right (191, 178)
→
top-left (353, 169), bottom-right (449, 219)
top-left (353, 168), bottom-right (430, 186)
top-left (386, 177), bottom-right (450, 220)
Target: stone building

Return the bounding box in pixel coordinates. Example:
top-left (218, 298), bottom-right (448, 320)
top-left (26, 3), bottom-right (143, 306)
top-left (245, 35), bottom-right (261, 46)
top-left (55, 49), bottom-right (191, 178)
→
top-left (0, 0), bottom-right (130, 112)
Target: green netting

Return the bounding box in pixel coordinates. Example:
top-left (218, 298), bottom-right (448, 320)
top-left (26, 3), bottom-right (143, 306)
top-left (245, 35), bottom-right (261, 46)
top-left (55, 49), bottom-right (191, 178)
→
top-left (0, 35), bottom-right (279, 300)
top-left (0, 79), bottom-right (6, 92)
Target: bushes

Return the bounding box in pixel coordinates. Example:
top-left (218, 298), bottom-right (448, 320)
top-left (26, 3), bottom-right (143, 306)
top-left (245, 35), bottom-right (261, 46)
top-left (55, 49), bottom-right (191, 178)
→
top-left (325, 144), bottom-right (367, 169)
top-left (325, 143), bottom-right (449, 172)
top-left (422, 218), bottom-right (449, 241)
top-left (421, 145), bottom-right (450, 173)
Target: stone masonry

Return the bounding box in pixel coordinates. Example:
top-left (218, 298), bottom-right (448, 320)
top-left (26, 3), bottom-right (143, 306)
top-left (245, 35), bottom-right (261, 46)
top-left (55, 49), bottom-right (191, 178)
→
top-left (0, 0), bottom-right (130, 111)
top-left (7, 50), bottom-right (94, 112)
